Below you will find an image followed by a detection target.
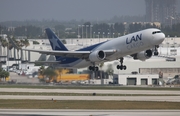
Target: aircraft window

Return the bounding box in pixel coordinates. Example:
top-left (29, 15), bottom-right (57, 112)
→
top-left (152, 31), bottom-right (162, 34)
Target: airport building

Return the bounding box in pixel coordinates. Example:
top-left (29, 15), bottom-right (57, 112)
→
top-left (118, 74), bottom-right (159, 86)
top-left (145, 0), bottom-right (179, 25)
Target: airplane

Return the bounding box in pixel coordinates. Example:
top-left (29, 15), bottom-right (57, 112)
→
top-left (9, 28), bottom-right (165, 71)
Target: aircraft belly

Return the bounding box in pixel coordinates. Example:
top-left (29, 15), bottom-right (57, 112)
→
top-left (54, 59), bottom-right (90, 69)
top-left (73, 60), bottom-right (91, 68)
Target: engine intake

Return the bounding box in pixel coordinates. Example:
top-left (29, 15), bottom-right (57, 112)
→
top-left (134, 49), bottom-right (152, 61)
top-left (89, 50), bottom-right (106, 62)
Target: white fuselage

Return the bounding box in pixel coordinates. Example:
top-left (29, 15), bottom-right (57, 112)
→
top-left (56, 28), bottom-right (165, 68)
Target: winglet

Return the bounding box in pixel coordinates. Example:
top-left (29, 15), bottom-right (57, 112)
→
top-left (8, 37), bottom-right (21, 50)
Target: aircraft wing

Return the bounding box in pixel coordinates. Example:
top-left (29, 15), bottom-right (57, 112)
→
top-left (21, 48), bottom-right (117, 59)
top-left (8, 36), bottom-right (117, 59)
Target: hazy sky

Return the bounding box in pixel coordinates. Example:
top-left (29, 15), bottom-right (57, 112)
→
top-left (0, 0), bottom-right (179, 22)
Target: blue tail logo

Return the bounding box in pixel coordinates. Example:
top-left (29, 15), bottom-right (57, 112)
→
top-left (45, 28), bottom-right (68, 61)
top-left (45, 28), bottom-right (68, 51)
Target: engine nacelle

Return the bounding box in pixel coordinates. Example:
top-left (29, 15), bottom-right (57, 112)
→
top-left (134, 49), bottom-right (152, 61)
top-left (89, 50), bottom-right (106, 62)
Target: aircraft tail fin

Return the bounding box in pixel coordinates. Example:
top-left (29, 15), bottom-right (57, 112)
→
top-left (45, 28), bottom-right (68, 61)
top-left (45, 28), bottom-right (68, 51)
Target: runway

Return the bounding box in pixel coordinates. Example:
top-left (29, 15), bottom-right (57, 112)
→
top-left (0, 88), bottom-right (180, 115)
top-left (0, 109), bottom-right (180, 116)
top-left (0, 95), bottom-right (180, 102)
top-left (1, 88), bottom-right (180, 102)
top-left (0, 88), bottom-right (180, 95)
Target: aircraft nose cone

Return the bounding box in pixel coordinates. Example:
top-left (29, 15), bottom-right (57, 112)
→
top-left (156, 33), bottom-right (165, 44)
top-left (160, 33), bottom-right (165, 41)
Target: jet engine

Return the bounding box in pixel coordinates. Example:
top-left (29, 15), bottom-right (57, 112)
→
top-left (133, 49), bottom-right (152, 61)
top-left (89, 50), bottom-right (106, 62)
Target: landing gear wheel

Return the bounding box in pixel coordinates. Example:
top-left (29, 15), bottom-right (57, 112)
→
top-left (89, 66), bottom-right (99, 71)
top-left (89, 66), bottom-right (93, 70)
top-left (95, 67), bottom-right (99, 71)
top-left (154, 45), bottom-right (159, 56)
top-left (120, 65), bottom-right (123, 70)
top-left (123, 65), bottom-right (127, 70)
top-left (117, 65), bottom-right (120, 69)
top-left (154, 51), bottom-right (159, 56)
top-left (117, 58), bottom-right (127, 70)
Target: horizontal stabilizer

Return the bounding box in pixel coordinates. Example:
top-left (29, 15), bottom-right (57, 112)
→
top-left (34, 61), bottom-right (61, 64)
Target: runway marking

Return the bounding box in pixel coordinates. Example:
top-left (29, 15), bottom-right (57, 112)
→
top-left (0, 109), bottom-right (180, 116)
top-left (0, 88), bottom-right (180, 95)
top-left (0, 95), bottom-right (180, 102)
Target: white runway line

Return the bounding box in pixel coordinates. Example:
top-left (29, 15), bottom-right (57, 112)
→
top-left (0, 95), bottom-right (180, 102)
top-left (0, 109), bottom-right (180, 116)
top-left (0, 88), bottom-right (180, 95)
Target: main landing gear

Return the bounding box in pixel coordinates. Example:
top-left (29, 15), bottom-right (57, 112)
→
top-left (89, 66), bottom-right (99, 71)
top-left (117, 58), bottom-right (127, 70)
top-left (154, 45), bottom-right (159, 56)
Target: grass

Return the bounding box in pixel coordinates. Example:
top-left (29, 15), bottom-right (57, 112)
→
top-left (0, 84), bottom-right (180, 90)
top-left (0, 100), bottom-right (180, 109)
top-left (0, 92), bottom-right (179, 96)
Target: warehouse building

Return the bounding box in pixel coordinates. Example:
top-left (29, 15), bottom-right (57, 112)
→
top-left (118, 74), bottom-right (159, 85)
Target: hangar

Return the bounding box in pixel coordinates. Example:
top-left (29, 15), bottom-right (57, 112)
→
top-left (118, 74), bottom-right (159, 85)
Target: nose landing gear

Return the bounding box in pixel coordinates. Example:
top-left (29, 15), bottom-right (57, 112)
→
top-left (154, 45), bottom-right (159, 56)
top-left (117, 58), bottom-right (127, 70)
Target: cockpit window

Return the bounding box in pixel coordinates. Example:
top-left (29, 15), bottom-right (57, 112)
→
top-left (152, 31), bottom-right (161, 34)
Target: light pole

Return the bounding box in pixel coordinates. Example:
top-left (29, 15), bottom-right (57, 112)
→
top-left (78, 25), bottom-right (81, 39)
top-left (174, 36), bottom-right (177, 48)
top-left (103, 32), bottom-right (105, 38)
top-left (170, 16), bottom-right (174, 28)
top-left (98, 32), bottom-right (100, 42)
top-left (6, 38), bottom-right (9, 72)
top-left (25, 28), bottom-right (27, 39)
top-left (167, 42), bottom-right (169, 55)
top-left (86, 25), bottom-right (89, 38)
top-left (166, 35), bottom-right (169, 55)
top-left (82, 25), bottom-right (84, 39)
top-left (93, 32), bottom-right (95, 38)
top-left (90, 25), bottom-right (93, 38)
top-left (118, 33), bottom-right (120, 37)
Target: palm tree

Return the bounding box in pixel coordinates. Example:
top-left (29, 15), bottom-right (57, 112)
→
top-left (20, 39), bottom-right (25, 61)
top-left (1, 38), bottom-right (8, 50)
top-left (43, 67), bottom-right (57, 83)
top-left (38, 65), bottom-right (45, 82)
top-left (0, 37), bottom-right (2, 68)
top-left (1, 38), bottom-right (8, 63)
top-left (8, 42), bottom-right (14, 60)
top-left (23, 39), bottom-right (29, 61)
top-left (8, 37), bottom-right (18, 68)
top-left (19, 39), bottom-right (24, 47)
top-left (106, 64), bottom-right (114, 79)
top-left (0, 68), bottom-right (9, 81)
top-left (14, 39), bottom-right (24, 69)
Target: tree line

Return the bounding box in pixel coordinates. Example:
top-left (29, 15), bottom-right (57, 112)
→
top-left (1, 22), bottom-right (180, 39)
